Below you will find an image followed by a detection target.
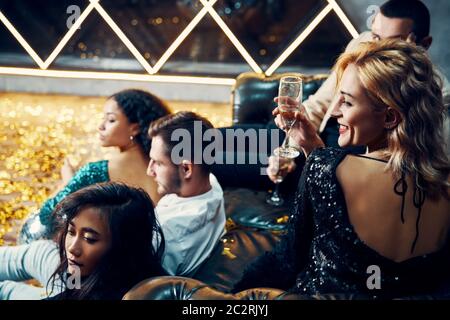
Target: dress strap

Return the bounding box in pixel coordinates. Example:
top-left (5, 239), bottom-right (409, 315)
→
top-left (393, 172), bottom-right (426, 253)
top-left (394, 172), bottom-right (408, 224)
top-left (352, 154), bottom-right (388, 163)
top-left (411, 176), bottom-right (426, 253)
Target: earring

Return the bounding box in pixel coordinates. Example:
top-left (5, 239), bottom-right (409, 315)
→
top-left (130, 136), bottom-right (134, 141)
top-left (385, 124), bottom-right (396, 130)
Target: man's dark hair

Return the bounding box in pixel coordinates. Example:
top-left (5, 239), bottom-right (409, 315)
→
top-left (380, 0), bottom-right (430, 42)
top-left (148, 111), bottom-right (214, 174)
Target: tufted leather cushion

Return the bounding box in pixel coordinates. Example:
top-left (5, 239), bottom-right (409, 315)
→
top-left (224, 188), bottom-right (290, 231)
top-left (123, 276), bottom-right (237, 300)
top-left (210, 124), bottom-right (284, 191)
top-left (192, 228), bottom-right (281, 292)
top-left (231, 72), bottom-right (327, 125)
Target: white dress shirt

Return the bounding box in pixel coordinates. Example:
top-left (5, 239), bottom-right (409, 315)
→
top-left (155, 174), bottom-right (226, 276)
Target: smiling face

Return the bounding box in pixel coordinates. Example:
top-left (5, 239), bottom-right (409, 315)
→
top-left (371, 12), bottom-right (414, 42)
top-left (65, 207), bottom-right (112, 277)
top-left (98, 99), bottom-right (138, 149)
top-left (147, 135), bottom-right (182, 196)
top-left (331, 64), bottom-right (387, 151)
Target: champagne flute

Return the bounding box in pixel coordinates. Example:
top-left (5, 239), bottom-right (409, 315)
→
top-left (266, 150), bottom-right (290, 206)
top-left (274, 76), bottom-right (302, 159)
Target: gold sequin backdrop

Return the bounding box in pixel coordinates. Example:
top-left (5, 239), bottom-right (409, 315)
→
top-left (0, 92), bottom-right (231, 245)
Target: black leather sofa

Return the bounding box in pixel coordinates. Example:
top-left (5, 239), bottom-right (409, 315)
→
top-left (231, 72), bottom-right (327, 125)
top-left (123, 72), bottom-right (449, 300)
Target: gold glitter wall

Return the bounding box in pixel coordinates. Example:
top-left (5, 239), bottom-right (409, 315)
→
top-left (0, 92), bottom-right (231, 245)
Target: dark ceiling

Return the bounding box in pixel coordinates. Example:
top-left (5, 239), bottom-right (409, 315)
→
top-left (0, 0), bottom-right (353, 76)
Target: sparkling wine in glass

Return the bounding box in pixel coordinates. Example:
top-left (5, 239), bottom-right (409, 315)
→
top-left (275, 76), bottom-right (303, 159)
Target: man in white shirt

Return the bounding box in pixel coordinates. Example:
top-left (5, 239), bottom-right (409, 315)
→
top-left (147, 111), bottom-right (226, 276)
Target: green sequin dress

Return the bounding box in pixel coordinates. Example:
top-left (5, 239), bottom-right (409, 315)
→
top-left (19, 160), bottom-right (109, 243)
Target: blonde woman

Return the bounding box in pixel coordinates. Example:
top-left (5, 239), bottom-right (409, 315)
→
top-left (234, 40), bottom-right (450, 298)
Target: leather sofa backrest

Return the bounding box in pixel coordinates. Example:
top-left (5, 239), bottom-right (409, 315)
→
top-left (231, 72), bottom-right (328, 125)
top-left (210, 124), bottom-right (285, 190)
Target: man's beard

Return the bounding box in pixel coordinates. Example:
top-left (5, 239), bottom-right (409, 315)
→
top-left (157, 170), bottom-right (182, 196)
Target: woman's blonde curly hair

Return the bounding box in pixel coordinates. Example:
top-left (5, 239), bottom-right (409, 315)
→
top-left (334, 39), bottom-right (449, 199)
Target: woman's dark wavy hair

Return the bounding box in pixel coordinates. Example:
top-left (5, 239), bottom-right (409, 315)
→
top-left (110, 89), bottom-right (170, 155)
top-left (47, 182), bottom-right (166, 300)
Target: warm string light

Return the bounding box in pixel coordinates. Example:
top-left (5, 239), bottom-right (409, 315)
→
top-left (327, 0), bottom-right (360, 38)
top-left (0, 2), bottom-right (97, 69)
top-left (265, 4), bottom-right (334, 76)
top-left (198, 0), bottom-right (262, 74)
top-left (152, 0), bottom-right (216, 73)
top-left (90, 0), bottom-right (154, 74)
top-left (0, 0), bottom-right (359, 79)
top-left (0, 67), bottom-right (236, 86)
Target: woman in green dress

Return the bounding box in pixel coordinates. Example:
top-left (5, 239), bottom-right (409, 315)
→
top-left (19, 89), bottom-right (170, 243)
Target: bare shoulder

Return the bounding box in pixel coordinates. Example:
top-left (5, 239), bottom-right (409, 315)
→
top-left (336, 154), bottom-right (389, 189)
top-left (107, 155), bottom-right (144, 178)
top-left (336, 155), bottom-right (365, 181)
top-left (106, 156), bottom-right (121, 173)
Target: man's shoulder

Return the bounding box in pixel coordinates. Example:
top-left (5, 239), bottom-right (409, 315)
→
top-left (156, 177), bottom-right (224, 220)
top-left (345, 31), bottom-right (372, 52)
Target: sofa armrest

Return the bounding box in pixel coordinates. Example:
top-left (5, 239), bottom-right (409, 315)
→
top-left (123, 276), bottom-right (367, 300)
top-left (123, 276), bottom-right (237, 300)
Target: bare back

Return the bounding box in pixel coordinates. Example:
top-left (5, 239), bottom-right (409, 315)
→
top-left (107, 151), bottom-right (161, 204)
top-left (336, 155), bottom-right (450, 263)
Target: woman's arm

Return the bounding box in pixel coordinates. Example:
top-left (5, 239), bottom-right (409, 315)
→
top-left (39, 161), bottom-right (108, 227)
top-left (0, 240), bottom-right (61, 300)
top-left (60, 158), bottom-right (76, 186)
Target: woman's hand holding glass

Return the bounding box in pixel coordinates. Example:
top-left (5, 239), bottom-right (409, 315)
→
top-left (273, 99), bottom-right (325, 157)
top-left (274, 76), bottom-right (303, 158)
top-left (266, 152), bottom-right (293, 206)
top-left (266, 155), bottom-right (296, 184)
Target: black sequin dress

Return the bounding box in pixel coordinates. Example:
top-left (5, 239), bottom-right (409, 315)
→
top-left (233, 148), bottom-right (450, 298)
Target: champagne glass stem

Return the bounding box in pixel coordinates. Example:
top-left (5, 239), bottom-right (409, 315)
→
top-left (283, 128), bottom-right (290, 149)
top-left (283, 120), bottom-right (295, 149)
top-left (272, 182), bottom-right (281, 200)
